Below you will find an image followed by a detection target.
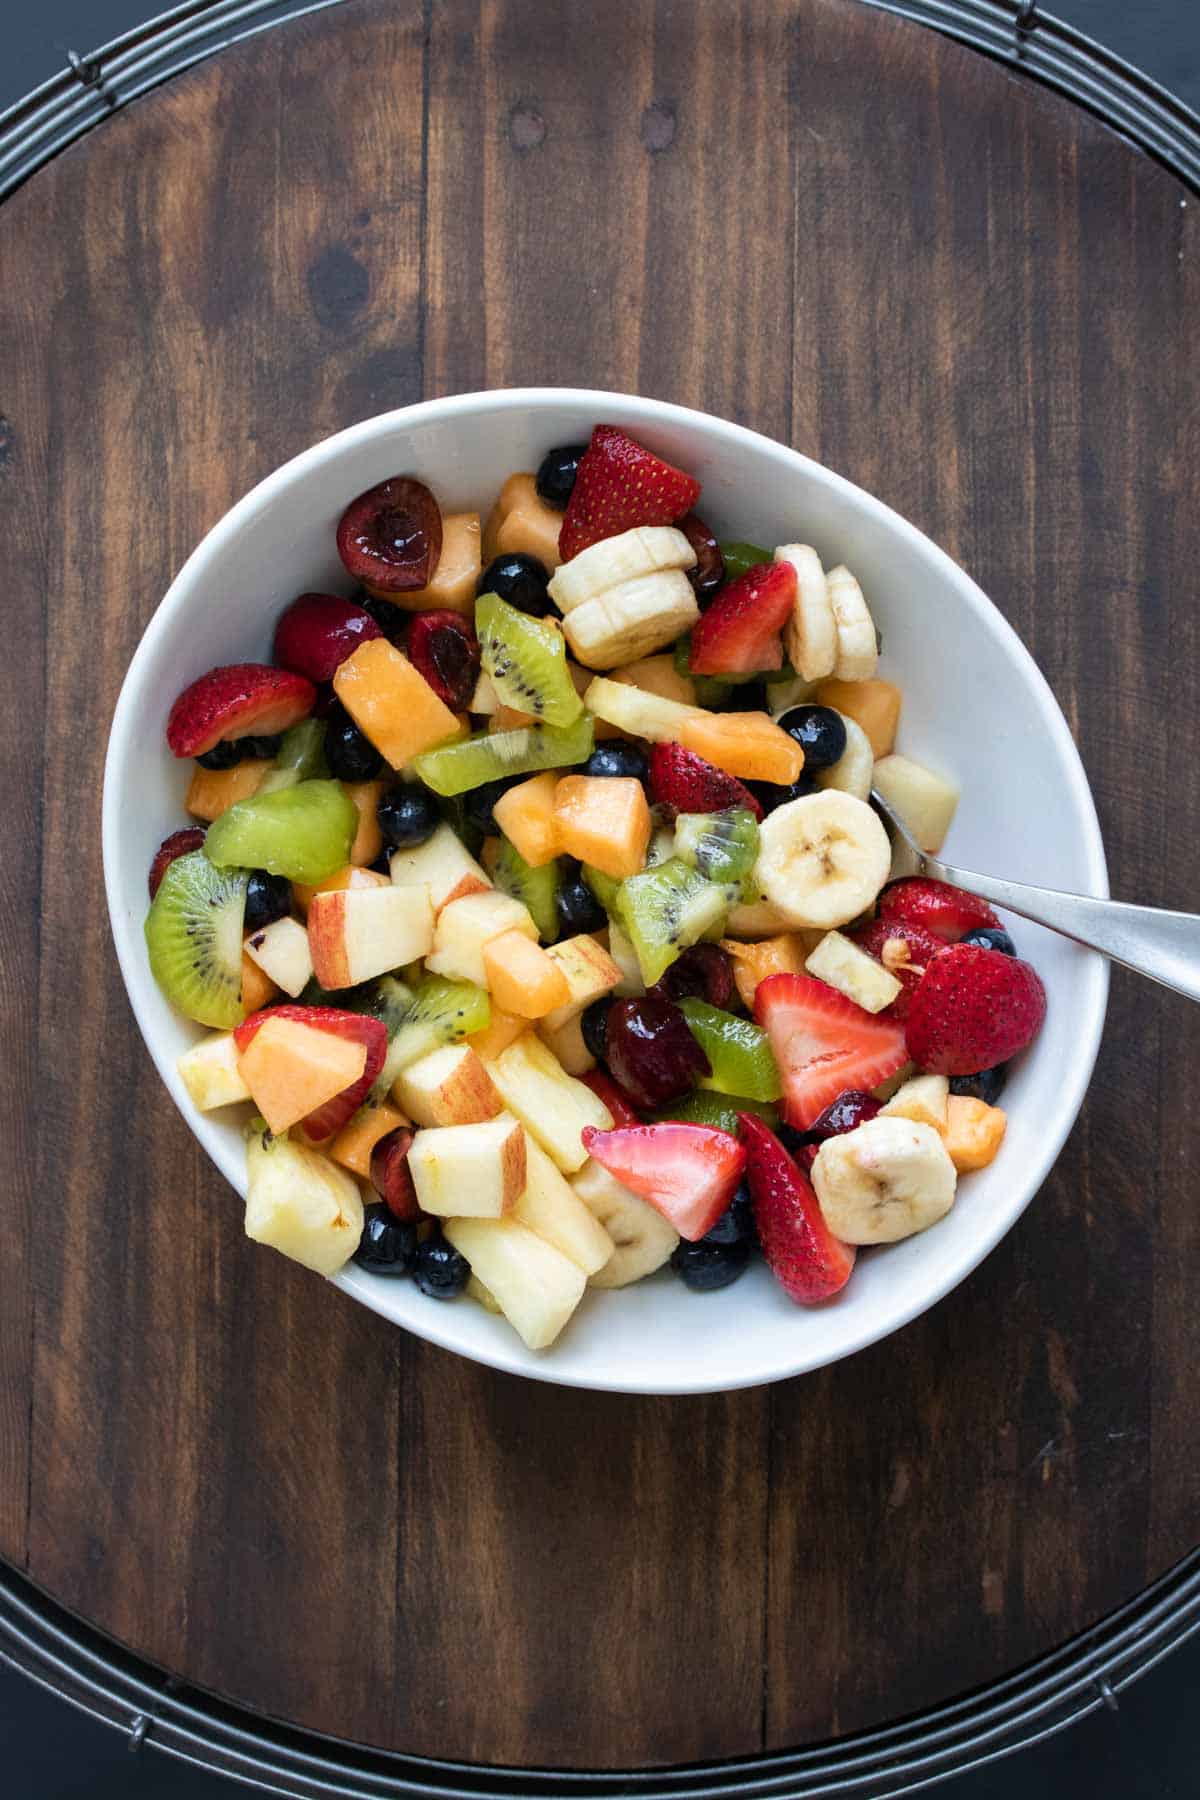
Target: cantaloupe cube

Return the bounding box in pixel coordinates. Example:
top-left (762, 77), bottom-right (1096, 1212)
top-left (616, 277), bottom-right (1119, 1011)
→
top-left (333, 639), bottom-right (462, 768)
top-left (243, 915), bottom-right (313, 997)
top-left (483, 931), bottom-right (572, 1019)
top-left (942, 1096), bottom-right (1007, 1171)
top-left (330, 1101), bottom-right (409, 1178)
top-left (177, 1032), bottom-right (252, 1110)
top-left (482, 472), bottom-right (537, 563)
top-left (185, 759), bottom-right (271, 822)
top-left (388, 822), bottom-right (491, 912)
top-left (496, 495), bottom-right (563, 571)
top-left (492, 772), bottom-right (561, 868)
top-left (465, 1008), bottom-right (528, 1063)
top-left (872, 754), bottom-right (960, 853)
top-left (383, 512), bottom-right (481, 614)
top-left (425, 891), bottom-right (538, 987)
top-left (720, 933), bottom-right (810, 1009)
top-left (680, 712), bottom-right (804, 785)
top-left (343, 779), bottom-right (385, 865)
top-left (552, 775), bottom-right (651, 879)
top-left (241, 949), bottom-right (280, 1013)
top-left (237, 1017), bottom-right (368, 1136)
top-left (293, 864), bottom-right (389, 915)
top-left (816, 678), bottom-right (902, 758)
top-left (612, 655), bottom-right (698, 707)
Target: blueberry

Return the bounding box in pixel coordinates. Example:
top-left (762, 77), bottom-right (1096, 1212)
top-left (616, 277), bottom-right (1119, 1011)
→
top-left (950, 1065), bottom-right (1008, 1105)
top-left (960, 927), bottom-right (1016, 957)
top-left (557, 874), bottom-right (606, 936)
top-left (243, 870), bottom-right (292, 933)
top-left (196, 738), bottom-right (245, 770)
top-left (776, 1123), bottom-right (809, 1155)
top-left (353, 1204), bottom-right (417, 1275)
top-left (462, 776), bottom-right (520, 838)
top-left (413, 1234), bottom-right (470, 1299)
top-left (670, 1237), bottom-right (752, 1291)
top-left (357, 593), bottom-right (407, 646)
top-left (583, 742), bottom-right (648, 783)
top-left (378, 783), bottom-right (440, 849)
top-left (746, 772), bottom-right (818, 812)
top-left (581, 997), bottom-right (613, 1063)
top-left (477, 552), bottom-right (553, 617)
top-left (703, 1180), bottom-right (757, 1247)
top-left (535, 443), bottom-right (588, 510)
top-left (776, 705), bottom-right (847, 772)
top-left (324, 702), bottom-right (384, 781)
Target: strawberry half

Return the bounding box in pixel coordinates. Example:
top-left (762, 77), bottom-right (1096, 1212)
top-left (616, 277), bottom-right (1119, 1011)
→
top-left (904, 944), bottom-right (1046, 1076)
top-left (878, 877), bottom-right (1001, 943)
top-left (686, 560), bottom-right (797, 676)
top-left (738, 1112), bottom-right (856, 1302)
top-left (850, 918), bottom-right (944, 1022)
top-left (754, 973), bottom-right (909, 1130)
top-left (580, 1122), bottom-right (746, 1241)
top-left (559, 425), bottom-right (702, 561)
top-left (148, 826), bottom-right (207, 899)
top-left (580, 1069), bottom-right (643, 1128)
top-left (166, 664), bottom-right (316, 758)
top-left (234, 1004), bottom-right (388, 1141)
top-left (647, 742), bottom-right (764, 820)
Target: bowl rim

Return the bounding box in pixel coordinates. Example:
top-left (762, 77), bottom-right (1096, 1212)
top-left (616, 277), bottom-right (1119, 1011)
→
top-left (102, 386), bottom-right (1110, 1394)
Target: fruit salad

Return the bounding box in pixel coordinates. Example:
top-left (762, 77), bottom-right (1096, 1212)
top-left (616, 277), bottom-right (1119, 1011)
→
top-left (145, 424), bottom-right (1047, 1351)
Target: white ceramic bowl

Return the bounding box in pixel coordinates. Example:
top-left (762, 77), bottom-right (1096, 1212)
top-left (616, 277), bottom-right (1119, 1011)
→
top-left (103, 389), bottom-right (1108, 1394)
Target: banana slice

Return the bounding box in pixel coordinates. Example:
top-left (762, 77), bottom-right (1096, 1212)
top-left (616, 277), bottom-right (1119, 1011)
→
top-left (563, 569), bottom-right (700, 669)
top-left (754, 790), bottom-right (891, 929)
top-left (811, 1116), bottom-right (957, 1243)
top-left (548, 526), bottom-right (697, 612)
top-left (571, 1158), bottom-right (679, 1287)
top-left (815, 713), bottom-right (874, 802)
top-left (775, 544), bottom-right (837, 682)
top-left (827, 566), bottom-right (878, 682)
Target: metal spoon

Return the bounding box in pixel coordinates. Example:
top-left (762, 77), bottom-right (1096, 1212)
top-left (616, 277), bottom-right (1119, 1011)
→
top-left (868, 789), bottom-right (1200, 1004)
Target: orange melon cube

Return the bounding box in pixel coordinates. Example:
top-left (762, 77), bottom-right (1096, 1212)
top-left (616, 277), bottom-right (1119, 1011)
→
top-left (816, 677), bottom-right (903, 759)
top-left (240, 949), bottom-right (280, 1013)
top-left (330, 1101), bottom-right (410, 1178)
top-left (482, 931), bottom-right (573, 1019)
top-left (489, 704), bottom-right (539, 734)
top-left (292, 864), bottom-right (389, 915)
top-left (483, 472), bottom-right (537, 561)
top-left (612, 654), bottom-right (698, 707)
top-left (492, 773), bottom-right (561, 868)
top-left (343, 779), bottom-right (385, 866)
top-left (496, 496), bottom-right (564, 571)
top-left (380, 513), bottom-right (481, 615)
top-left (465, 1007), bottom-right (528, 1063)
top-left (237, 1016), bottom-right (367, 1136)
top-left (552, 776), bottom-right (651, 879)
top-left (332, 639), bottom-right (462, 768)
top-left (720, 933), bottom-right (810, 1010)
top-left (942, 1097), bottom-right (1007, 1172)
top-left (185, 759), bottom-right (271, 822)
top-left (680, 712), bottom-right (804, 785)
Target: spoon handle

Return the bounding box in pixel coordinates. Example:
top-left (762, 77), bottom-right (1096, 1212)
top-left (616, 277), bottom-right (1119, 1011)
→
top-left (932, 862), bottom-right (1200, 1003)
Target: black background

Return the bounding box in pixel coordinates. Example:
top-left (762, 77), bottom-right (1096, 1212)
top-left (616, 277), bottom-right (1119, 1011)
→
top-left (2, 1), bottom-right (1197, 1794)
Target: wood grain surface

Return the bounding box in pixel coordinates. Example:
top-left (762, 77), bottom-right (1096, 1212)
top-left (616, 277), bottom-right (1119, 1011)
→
top-left (0, 0), bottom-right (1196, 1770)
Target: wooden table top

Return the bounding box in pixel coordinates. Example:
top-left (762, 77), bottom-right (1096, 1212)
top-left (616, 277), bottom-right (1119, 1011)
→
top-left (0, 0), bottom-right (1196, 1772)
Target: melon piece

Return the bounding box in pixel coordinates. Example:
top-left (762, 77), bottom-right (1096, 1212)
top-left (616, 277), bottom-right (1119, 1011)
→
top-left (816, 677), bottom-right (902, 759)
top-left (185, 759), bottom-right (271, 822)
top-left (942, 1096), bottom-right (1007, 1171)
top-left (492, 772), bottom-right (561, 867)
top-left (330, 1101), bottom-right (410, 1178)
top-left (243, 915), bottom-right (313, 997)
top-left (425, 891), bottom-right (538, 988)
top-left (343, 779), bottom-right (385, 865)
top-left (496, 494), bottom-right (563, 571)
top-left (408, 1113), bottom-right (527, 1217)
top-left (679, 711), bottom-right (804, 785)
top-left (612, 654), bottom-right (699, 707)
top-left (240, 950), bottom-right (280, 1013)
top-left (443, 1216), bottom-right (586, 1349)
top-left (872, 753), bottom-right (960, 853)
top-left (384, 512), bottom-right (481, 614)
top-left (237, 1015), bottom-right (368, 1135)
top-left (513, 1134), bottom-right (615, 1275)
top-left (292, 863), bottom-right (389, 915)
top-left (537, 1011), bottom-right (595, 1076)
top-left (332, 639), bottom-right (463, 768)
top-left (465, 1007), bottom-right (528, 1063)
top-left (483, 931), bottom-right (572, 1019)
top-left (393, 1043), bottom-right (502, 1126)
top-left (720, 932), bottom-right (811, 1009)
top-left (177, 1031), bottom-right (252, 1111)
top-left (388, 821), bottom-right (491, 912)
top-left (552, 775), bottom-right (651, 879)
top-left (308, 884), bottom-right (435, 989)
top-left (541, 934), bottom-right (623, 1032)
top-left (482, 472), bottom-right (537, 563)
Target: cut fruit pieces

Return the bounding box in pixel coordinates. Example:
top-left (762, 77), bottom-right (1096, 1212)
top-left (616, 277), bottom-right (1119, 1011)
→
top-left (495, 491), bottom-right (565, 571)
top-left (723, 896), bottom-right (806, 939)
top-left (513, 1134), bottom-right (615, 1275)
top-left (343, 779), bottom-right (385, 865)
top-left (871, 754), bottom-right (960, 853)
top-left (385, 511), bottom-right (482, 614)
top-left (293, 863), bottom-right (389, 916)
top-left (492, 772), bottom-right (561, 868)
top-left (720, 933), bottom-right (810, 1008)
top-left (814, 712), bottom-right (874, 802)
top-left (562, 569), bottom-right (700, 669)
top-left (570, 1159), bottom-right (679, 1287)
top-left (388, 821), bottom-right (491, 912)
top-left (392, 1043), bottom-right (502, 1126)
top-left (204, 779), bottom-right (357, 885)
top-left (186, 759), bottom-right (272, 822)
top-left (330, 1101), bottom-right (410, 1178)
top-left (144, 851), bottom-right (248, 1029)
top-left (537, 1011), bottom-right (595, 1075)
top-left (464, 1006), bottom-right (527, 1063)
top-left (257, 717), bottom-right (329, 794)
top-left (332, 639), bottom-right (463, 768)
top-left (738, 1111), bottom-right (855, 1302)
top-left (678, 998), bottom-right (782, 1102)
top-left (687, 559), bottom-right (797, 676)
top-left (815, 677), bottom-right (901, 759)
top-left (805, 929), bottom-right (902, 1014)
top-left (488, 1033), bottom-right (614, 1171)
top-left (244, 915), bottom-right (313, 998)
top-left (425, 890), bottom-right (537, 988)
top-left (775, 545), bottom-right (837, 683)
top-left (540, 934), bottom-right (623, 1032)
top-left (177, 1032), bottom-right (252, 1110)
top-left (445, 1216), bottom-right (586, 1348)
top-left (615, 858), bottom-right (730, 987)
top-left (941, 1095), bottom-right (1007, 1171)
top-left (580, 1122), bottom-right (747, 1241)
top-left (482, 931), bottom-right (572, 1018)
top-left (548, 525), bottom-right (696, 611)
top-left (559, 425), bottom-right (702, 562)
top-left (755, 972), bottom-right (909, 1130)
top-left (754, 792), bottom-right (891, 930)
top-left (381, 976), bottom-right (491, 1087)
top-left (476, 591), bottom-right (582, 727)
top-left (811, 1115), bottom-right (956, 1244)
top-left (167, 663), bottom-right (316, 758)
top-left (245, 1126), bottom-right (364, 1277)
top-left (582, 674), bottom-right (703, 743)
top-left (412, 714), bottom-right (594, 797)
top-left (237, 1015), bottom-right (369, 1135)
top-left (241, 940), bottom-right (280, 1010)
top-left (880, 1073), bottom-right (950, 1131)
top-left (611, 653), bottom-right (698, 706)
top-left (679, 711), bottom-right (804, 785)
top-left (482, 471), bottom-right (537, 561)
top-left (492, 836), bottom-right (560, 941)
top-left (653, 1090), bottom-right (778, 1134)
top-left (408, 1113), bottom-right (527, 1218)
top-left (673, 808), bottom-right (760, 890)
top-left (552, 775), bottom-right (652, 879)
top-left (827, 566), bottom-right (878, 682)
top-left (308, 884), bottom-right (434, 989)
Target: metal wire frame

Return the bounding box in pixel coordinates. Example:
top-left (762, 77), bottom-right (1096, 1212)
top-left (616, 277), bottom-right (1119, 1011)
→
top-left (1, 0), bottom-right (1198, 1791)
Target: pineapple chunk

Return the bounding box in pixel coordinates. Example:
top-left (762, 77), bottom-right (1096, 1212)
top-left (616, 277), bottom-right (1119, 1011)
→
top-left (583, 674), bottom-right (704, 743)
top-left (805, 930), bottom-right (902, 1014)
top-left (492, 772), bottom-right (561, 868)
top-left (237, 1017), bottom-right (367, 1136)
top-left (408, 1113), bottom-right (527, 1218)
top-left (424, 890), bottom-right (537, 987)
top-left (333, 639), bottom-right (462, 768)
top-left (330, 1101), bottom-right (409, 1178)
top-left (881, 1073), bottom-right (950, 1131)
top-left (872, 754), bottom-right (960, 854)
top-left (513, 1134), bottom-right (615, 1275)
top-left (488, 1034), bottom-right (614, 1172)
top-left (483, 931), bottom-right (572, 1019)
top-left (177, 1032), bottom-right (252, 1111)
top-left (541, 933), bottom-right (623, 1032)
top-left (444, 1217), bottom-right (586, 1349)
top-left (389, 821), bottom-right (491, 912)
top-left (942, 1096), bottom-right (1007, 1171)
top-left (244, 1129), bottom-right (364, 1276)
top-left (537, 1011), bottom-right (595, 1075)
top-left (553, 775), bottom-right (651, 879)
top-left (393, 1044), bottom-right (502, 1126)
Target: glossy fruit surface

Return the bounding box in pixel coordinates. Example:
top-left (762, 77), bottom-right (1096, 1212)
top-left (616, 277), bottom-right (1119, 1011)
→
top-left (144, 851), bottom-right (247, 1028)
top-left (905, 945), bottom-right (1046, 1075)
top-left (336, 475), bottom-right (442, 592)
top-left (649, 942), bottom-right (734, 1009)
top-left (679, 999), bottom-right (782, 1102)
top-left (369, 1126), bottom-right (419, 1220)
top-left (353, 1204), bottom-right (418, 1274)
top-left (167, 663), bottom-right (316, 758)
top-left (604, 996), bottom-right (710, 1110)
top-left (744, 773), bottom-right (818, 813)
top-left (235, 1004), bottom-right (388, 1140)
top-left (462, 775), bottom-right (521, 837)
top-left (273, 592), bottom-right (382, 682)
top-left (950, 1064), bottom-right (1008, 1105)
top-left (739, 1111), bottom-right (856, 1302)
top-left (476, 552), bottom-right (553, 617)
top-left (580, 997), bottom-right (613, 1063)
top-left (687, 559), bottom-right (796, 675)
top-left (678, 512), bottom-right (725, 605)
top-left (670, 1237), bottom-right (751, 1290)
top-left (535, 443), bottom-right (587, 509)
top-left (377, 784), bottom-right (440, 849)
top-left (559, 425), bottom-right (702, 560)
top-left (148, 826), bottom-right (207, 899)
top-left (408, 610), bottom-right (481, 711)
top-left (850, 917), bottom-right (943, 1021)
top-left (204, 780), bottom-right (357, 885)
top-left (323, 703), bottom-right (385, 782)
top-left (807, 1090), bottom-right (882, 1137)
top-left (243, 870), bottom-right (292, 932)
top-left (556, 872), bottom-right (607, 936)
top-left (776, 704), bottom-right (846, 771)
top-left (583, 742), bottom-right (649, 783)
top-left (754, 973), bottom-right (909, 1129)
top-left (719, 542), bottom-right (772, 582)
top-left (196, 735), bottom-right (281, 770)
top-left (879, 877), bottom-right (1001, 943)
top-left (647, 742), bottom-right (763, 820)
top-left (413, 1234), bottom-right (471, 1298)
top-left (960, 926), bottom-right (1016, 956)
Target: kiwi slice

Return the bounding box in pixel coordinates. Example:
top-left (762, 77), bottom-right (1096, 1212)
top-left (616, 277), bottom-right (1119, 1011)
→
top-left (144, 850), bottom-right (248, 1028)
top-left (476, 593), bottom-right (582, 729)
top-left (204, 779), bottom-right (356, 884)
top-left (257, 718), bottom-right (329, 794)
top-left (673, 809), bottom-right (760, 891)
top-left (718, 541), bottom-right (772, 581)
top-left (412, 715), bottom-right (594, 797)
top-left (653, 1090), bottom-right (780, 1133)
top-left (583, 863), bottom-right (620, 915)
top-left (614, 857), bottom-right (730, 986)
top-left (376, 977), bottom-right (491, 1092)
top-left (494, 838), bottom-right (560, 942)
top-left (678, 998), bottom-right (782, 1103)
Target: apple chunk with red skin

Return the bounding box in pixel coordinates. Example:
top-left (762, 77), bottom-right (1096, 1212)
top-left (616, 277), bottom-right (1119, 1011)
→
top-left (308, 883), bottom-right (435, 989)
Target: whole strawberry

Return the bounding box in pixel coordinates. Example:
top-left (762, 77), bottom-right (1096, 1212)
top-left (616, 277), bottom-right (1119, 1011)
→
top-left (559, 425), bottom-right (702, 561)
top-left (738, 1111), bottom-right (856, 1302)
top-left (905, 944), bottom-right (1046, 1075)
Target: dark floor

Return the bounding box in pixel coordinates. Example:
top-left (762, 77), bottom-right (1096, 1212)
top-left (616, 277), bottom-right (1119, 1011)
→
top-left (2, 0), bottom-right (1197, 1794)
